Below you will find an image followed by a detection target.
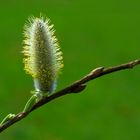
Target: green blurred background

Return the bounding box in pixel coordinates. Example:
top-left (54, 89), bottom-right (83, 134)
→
top-left (0, 0), bottom-right (140, 139)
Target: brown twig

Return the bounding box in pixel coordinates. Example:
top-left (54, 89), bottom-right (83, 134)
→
top-left (0, 59), bottom-right (140, 133)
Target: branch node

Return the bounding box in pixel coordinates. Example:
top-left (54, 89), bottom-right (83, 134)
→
top-left (71, 84), bottom-right (87, 93)
top-left (89, 67), bottom-right (104, 77)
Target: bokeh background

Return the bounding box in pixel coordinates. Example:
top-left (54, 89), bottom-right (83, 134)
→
top-left (0, 0), bottom-right (140, 139)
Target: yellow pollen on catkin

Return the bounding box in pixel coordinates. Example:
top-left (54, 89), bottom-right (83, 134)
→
top-left (23, 16), bottom-right (63, 94)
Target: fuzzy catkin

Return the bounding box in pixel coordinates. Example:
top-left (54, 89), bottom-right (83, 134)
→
top-left (23, 16), bottom-right (63, 94)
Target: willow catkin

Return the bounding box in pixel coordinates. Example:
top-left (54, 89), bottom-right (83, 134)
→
top-left (23, 16), bottom-right (63, 95)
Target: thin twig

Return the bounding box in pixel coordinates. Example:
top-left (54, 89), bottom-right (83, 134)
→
top-left (0, 59), bottom-right (140, 133)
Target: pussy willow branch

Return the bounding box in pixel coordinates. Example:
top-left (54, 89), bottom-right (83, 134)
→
top-left (0, 59), bottom-right (140, 133)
